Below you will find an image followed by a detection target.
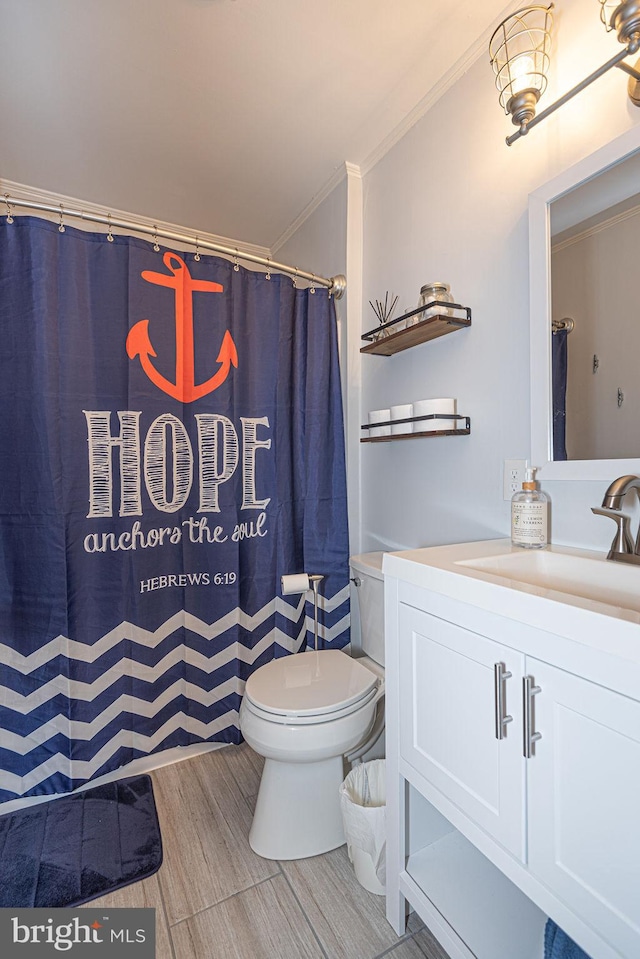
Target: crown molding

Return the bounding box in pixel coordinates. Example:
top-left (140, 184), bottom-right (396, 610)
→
top-left (359, 2), bottom-right (518, 176)
top-left (0, 178), bottom-right (271, 259)
top-left (271, 162), bottom-right (362, 256)
top-left (552, 201), bottom-right (640, 252)
top-left (271, 163), bottom-right (350, 255)
top-left (271, 1), bottom-right (520, 246)
top-left (344, 162), bottom-right (363, 181)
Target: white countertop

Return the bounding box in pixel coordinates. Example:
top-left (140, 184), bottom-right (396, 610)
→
top-left (383, 539), bottom-right (640, 666)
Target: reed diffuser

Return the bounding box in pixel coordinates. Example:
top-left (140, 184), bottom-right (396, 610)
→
top-left (368, 293), bottom-right (398, 338)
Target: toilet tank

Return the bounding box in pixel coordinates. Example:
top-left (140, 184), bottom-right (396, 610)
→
top-left (350, 552), bottom-right (385, 667)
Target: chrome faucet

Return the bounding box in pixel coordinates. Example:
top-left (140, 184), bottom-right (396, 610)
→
top-left (592, 474), bottom-right (640, 564)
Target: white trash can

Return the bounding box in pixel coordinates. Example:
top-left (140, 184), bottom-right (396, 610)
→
top-left (339, 759), bottom-right (386, 895)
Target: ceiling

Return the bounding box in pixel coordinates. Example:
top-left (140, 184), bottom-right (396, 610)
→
top-left (1, 0), bottom-right (512, 251)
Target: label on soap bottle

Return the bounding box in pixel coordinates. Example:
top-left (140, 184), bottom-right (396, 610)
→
top-left (511, 501), bottom-right (548, 546)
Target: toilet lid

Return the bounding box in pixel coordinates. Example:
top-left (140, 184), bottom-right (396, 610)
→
top-left (244, 650), bottom-right (378, 718)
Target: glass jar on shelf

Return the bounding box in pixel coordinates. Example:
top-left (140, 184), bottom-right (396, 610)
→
top-left (417, 282), bottom-right (454, 321)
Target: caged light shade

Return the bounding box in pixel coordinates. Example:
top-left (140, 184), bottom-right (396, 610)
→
top-left (599, 0), bottom-right (640, 41)
top-left (599, 1), bottom-right (620, 31)
top-left (489, 4), bottom-right (554, 133)
top-left (599, 1), bottom-right (640, 106)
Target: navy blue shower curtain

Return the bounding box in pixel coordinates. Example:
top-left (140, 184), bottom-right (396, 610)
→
top-left (0, 217), bottom-right (350, 803)
top-left (552, 329), bottom-right (568, 461)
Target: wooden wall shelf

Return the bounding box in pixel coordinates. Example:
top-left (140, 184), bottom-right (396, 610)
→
top-left (361, 304), bottom-right (471, 356)
top-left (361, 415), bottom-right (470, 443)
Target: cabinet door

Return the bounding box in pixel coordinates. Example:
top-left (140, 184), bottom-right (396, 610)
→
top-left (398, 603), bottom-right (525, 858)
top-left (527, 658), bottom-right (640, 958)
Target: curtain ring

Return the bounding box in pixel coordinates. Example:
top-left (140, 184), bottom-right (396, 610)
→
top-left (233, 248), bottom-right (240, 272)
top-left (152, 226), bottom-right (160, 252)
top-left (310, 273), bottom-right (316, 294)
top-left (4, 194), bottom-right (14, 224)
top-left (265, 256), bottom-right (271, 281)
top-left (106, 213), bottom-right (114, 243)
top-left (58, 204), bottom-right (66, 233)
top-left (292, 267), bottom-right (298, 289)
top-left (194, 236), bottom-right (201, 262)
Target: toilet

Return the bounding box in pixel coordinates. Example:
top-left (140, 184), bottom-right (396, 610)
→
top-left (239, 551), bottom-right (385, 860)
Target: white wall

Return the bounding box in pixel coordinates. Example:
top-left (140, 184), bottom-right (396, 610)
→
top-left (281, 0), bottom-right (640, 556)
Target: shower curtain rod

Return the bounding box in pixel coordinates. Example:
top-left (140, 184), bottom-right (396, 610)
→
top-left (552, 317), bottom-right (575, 333)
top-left (2, 194), bottom-right (347, 299)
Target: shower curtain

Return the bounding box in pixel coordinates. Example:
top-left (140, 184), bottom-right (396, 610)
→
top-left (0, 217), bottom-right (350, 803)
top-left (552, 328), bottom-right (568, 461)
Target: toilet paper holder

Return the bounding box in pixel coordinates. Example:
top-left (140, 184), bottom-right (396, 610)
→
top-left (281, 572), bottom-right (325, 651)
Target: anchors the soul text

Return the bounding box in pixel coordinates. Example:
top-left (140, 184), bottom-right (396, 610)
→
top-left (83, 511), bottom-right (268, 554)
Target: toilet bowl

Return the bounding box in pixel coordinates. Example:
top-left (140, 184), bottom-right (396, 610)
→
top-left (239, 552), bottom-right (385, 861)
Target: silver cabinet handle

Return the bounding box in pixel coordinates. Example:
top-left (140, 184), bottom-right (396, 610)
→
top-left (494, 662), bottom-right (513, 740)
top-left (523, 675), bottom-right (542, 758)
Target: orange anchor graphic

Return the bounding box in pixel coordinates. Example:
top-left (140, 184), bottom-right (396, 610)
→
top-left (126, 251), bottom-right (237, 402)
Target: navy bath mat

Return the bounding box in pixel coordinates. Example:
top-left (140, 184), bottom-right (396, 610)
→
top-left (0, 775), bottom-right (163, 907)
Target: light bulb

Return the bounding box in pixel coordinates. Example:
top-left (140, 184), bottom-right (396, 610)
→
top-left (511, 54), bottom-right (536, 95)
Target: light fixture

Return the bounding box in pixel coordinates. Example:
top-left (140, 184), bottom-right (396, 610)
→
top-left (600, 0), bottom-right (640, 40)
top-left (600, 0), bottom-right (640, 104)
top-left (490, 2), bottom-right (640, 145)
top-left (600, 1), bottom-right (620, 30)
top-left (489, 5), bottom-right (553, 134)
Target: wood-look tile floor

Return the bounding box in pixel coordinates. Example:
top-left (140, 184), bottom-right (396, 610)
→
top-left (88, 745), bottom-right (451, 959)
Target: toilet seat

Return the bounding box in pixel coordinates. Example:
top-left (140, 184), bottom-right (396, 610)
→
top-left (243, 650), bottom-right (378, 725)
top-left (242, 684), bottom-right (379, 726)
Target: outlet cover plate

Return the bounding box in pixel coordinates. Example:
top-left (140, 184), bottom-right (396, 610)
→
top-left (504, 459), bottom-right (527, 500)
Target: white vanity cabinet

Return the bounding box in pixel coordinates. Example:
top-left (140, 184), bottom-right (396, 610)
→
top-left (526, 658), bottom-right (640, 959)
top-left (385, 543), bottom-right (640, 959)
top-left (398, 604), bottom-right (526, 859)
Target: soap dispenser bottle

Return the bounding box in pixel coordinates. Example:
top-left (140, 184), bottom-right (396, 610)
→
top-left (511, 466), bottom-right (549, 549)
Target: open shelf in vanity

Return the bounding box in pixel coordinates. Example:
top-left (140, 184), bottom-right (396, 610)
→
top-left (404, 786), bottom-right (546, 959)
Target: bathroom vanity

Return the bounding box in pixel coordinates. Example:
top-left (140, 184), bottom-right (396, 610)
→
top-left (384, 539), bottom-right (640, 959)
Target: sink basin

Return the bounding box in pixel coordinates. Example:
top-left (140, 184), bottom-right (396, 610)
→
top-left (385, 539), bottom-right (640, 656)
top-left (455, 548), bottom-right (640, 614)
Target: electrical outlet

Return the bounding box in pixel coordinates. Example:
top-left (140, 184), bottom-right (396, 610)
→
top-left (503, 459), bottom-right (527, 500)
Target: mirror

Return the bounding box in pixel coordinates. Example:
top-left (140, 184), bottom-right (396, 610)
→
top-left (530, 124), bottom-right (640, 481)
